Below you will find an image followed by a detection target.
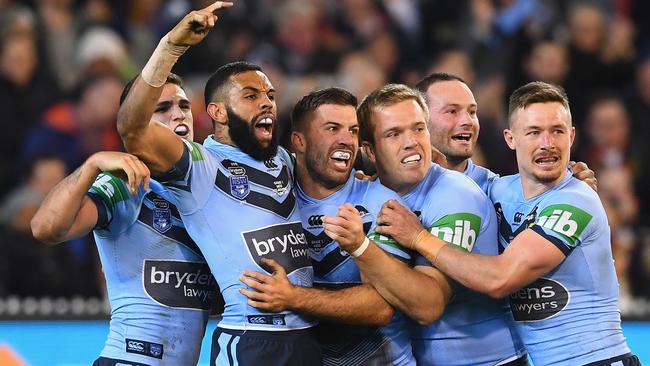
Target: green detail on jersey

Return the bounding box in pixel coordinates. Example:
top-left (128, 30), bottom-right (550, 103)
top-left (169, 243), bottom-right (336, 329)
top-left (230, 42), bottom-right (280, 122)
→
top-left (536, 204), bottom-right (592, 247)
top-left (428, 213), bottom-right (481, 252)
top-left (367, 231), bottom-right (403, 252)
top-left (186, 141), bottom-right (204, 161)
top-left (89, 172), bottom-right (130, 207)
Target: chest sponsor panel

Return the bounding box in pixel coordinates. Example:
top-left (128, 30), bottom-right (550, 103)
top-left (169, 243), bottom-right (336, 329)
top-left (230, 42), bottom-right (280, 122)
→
top-left (143, 260), bottom-right (217, 310)
top-left (242, 222), bottom-right (312, 275)
top-left (509, 277), bottom-right (569, 321)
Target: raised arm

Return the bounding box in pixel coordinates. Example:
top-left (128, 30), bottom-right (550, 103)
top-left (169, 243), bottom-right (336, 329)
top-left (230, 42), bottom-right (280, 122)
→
top-left (117, 1), bottom-right (233, 175)
top-left (31, 152), bottom-right (150, 244)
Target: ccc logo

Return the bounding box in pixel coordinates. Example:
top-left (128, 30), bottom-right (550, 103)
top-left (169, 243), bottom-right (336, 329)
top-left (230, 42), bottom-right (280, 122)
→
top-left (264, 158), bottom-right (278, 169)
top-left (308, 215), bottom-right (324, 226)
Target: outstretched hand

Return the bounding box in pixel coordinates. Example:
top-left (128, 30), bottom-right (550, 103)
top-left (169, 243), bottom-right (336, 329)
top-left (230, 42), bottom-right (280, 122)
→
top-left (168, 1), bottom-right (234, 46)
top-left (88, 151), bottom-right (150, 194)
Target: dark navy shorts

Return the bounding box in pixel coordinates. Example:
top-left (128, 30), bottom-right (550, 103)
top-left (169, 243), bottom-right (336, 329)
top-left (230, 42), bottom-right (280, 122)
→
top-left (211, 327), bottom-right (322, 366)
top-left (93, 357), bottom-right (151, 366)
top-left (584, 353), bottom-right (641, 366)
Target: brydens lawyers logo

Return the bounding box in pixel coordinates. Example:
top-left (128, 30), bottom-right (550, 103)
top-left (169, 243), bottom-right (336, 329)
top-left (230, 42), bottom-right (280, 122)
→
top-left (510, 277), bottom-right (569, 321)
top-left (242, 222), bottom-right (312, 275)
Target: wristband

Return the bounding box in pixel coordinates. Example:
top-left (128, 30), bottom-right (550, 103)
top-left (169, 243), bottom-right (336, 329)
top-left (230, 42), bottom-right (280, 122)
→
top-left (350, 237), bottom-right (370, 258)
top-left (141, 34), bottom-right (189, 87)
top-left (413, 230), bottom-right (446, 265)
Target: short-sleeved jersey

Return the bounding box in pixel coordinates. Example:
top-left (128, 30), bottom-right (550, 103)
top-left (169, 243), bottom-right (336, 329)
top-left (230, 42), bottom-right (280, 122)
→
top-left (88, 175), bottom-right (215, 365)
top-left (297, 172), bottom-right (414, 366)
top-left (159, 137), bottom-right (316, 331)
top-left (401, 163), bottom-right (525, 366)
top-left (490, 171), bottom-right (630, 365)
top-left (464, 158), bottom-right (499, 196)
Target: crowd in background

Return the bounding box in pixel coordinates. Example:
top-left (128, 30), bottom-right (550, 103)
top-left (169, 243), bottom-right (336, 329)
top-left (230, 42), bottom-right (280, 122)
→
top-left (1, 0), bottom-right (649, 317)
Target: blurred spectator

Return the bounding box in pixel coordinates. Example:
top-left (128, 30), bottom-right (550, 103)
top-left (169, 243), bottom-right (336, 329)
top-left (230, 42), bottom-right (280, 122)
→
top-left (626, 57), bottom-right (650, 225)
top-left (0, 6), bottom-right (62, 198)
top-left (0, 155), bottom-right (101, 297)
top-left (566, 3), bottom-right (635, 126)
top-left (20, 72), bottom-right (124, 172)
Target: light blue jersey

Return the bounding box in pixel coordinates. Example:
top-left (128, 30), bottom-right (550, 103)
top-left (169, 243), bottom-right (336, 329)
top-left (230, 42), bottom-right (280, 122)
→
top-left (491, 171), bottom-right (630, 365)
top-left (159, 137), bottom-right (316, 331)
top-left (88, 175), bottom-right (215, 365)
top-left (297, 172), bottom-right (415, 366)
top-left (401, 163), bottom-right (525, 366)
top-left (464, 158), bottom-right (499, 196)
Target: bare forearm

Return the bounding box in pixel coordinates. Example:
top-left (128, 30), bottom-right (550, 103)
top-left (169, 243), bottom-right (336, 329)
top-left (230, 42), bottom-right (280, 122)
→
top-left (117, 76), bottom-right (162, 141)
top-left (291, 284), bottom-right (394, 326)
top-left (354, 243), bottom-right (450, 325)
top-left (31, 162), bottom-right (99, 243)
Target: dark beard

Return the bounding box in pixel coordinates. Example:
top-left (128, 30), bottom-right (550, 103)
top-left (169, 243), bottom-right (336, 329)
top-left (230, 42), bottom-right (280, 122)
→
top-left (227, 107), bottom-right (278, 161)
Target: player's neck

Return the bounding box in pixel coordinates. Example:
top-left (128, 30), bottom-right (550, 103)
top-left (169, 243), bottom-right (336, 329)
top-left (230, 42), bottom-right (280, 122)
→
top-left (296, 165), bottom-right (344, 200)
top-left (520, 169), bottom-right (567, 199)
top-left (445, 158), bottom-right (469, 173)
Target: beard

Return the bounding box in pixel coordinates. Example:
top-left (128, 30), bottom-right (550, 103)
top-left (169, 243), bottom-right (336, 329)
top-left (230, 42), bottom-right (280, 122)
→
top-left (227, 107), bottom-right (278, 161)
top-left (304, 148), bottom-right (350, 190)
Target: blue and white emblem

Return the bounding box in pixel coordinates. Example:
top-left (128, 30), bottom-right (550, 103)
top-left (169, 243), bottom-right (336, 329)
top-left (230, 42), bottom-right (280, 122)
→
top-left (230, 175), bottom-right (250, 200)
top-left (149, 343), bottom-right (163, 358)
top-left (153, 199), bottom-right (172, 233)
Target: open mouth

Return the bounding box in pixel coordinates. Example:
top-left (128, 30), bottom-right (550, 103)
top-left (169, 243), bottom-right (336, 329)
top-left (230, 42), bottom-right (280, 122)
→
top-left (401, 154), bottom-right (422, 164)
top-left (330, 150), bottom-right (352, 169)
top-left (451, 133), bottom-right (472, 142)
top-left (534, 155), bottom-right (559, 165)
top-left (254, 116), bottom-right (274, 136)
top-left (174, 124), bottom-right (189, 137)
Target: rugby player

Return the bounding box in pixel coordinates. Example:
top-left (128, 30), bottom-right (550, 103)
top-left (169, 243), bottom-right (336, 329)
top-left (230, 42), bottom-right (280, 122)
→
top-left (31, 73), bottom-right (217, 366)
top-left (330, 84), bottom-right (528, 365)
top-left (115, 2), bottom-right (320, 365)
top-left (377, 82), bottom-right (638, 365)
top-left (239, 87), bottom-right (422, 365)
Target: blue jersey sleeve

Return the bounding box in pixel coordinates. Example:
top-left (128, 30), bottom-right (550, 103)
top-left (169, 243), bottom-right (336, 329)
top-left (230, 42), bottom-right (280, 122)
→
top-left (530, 190), bottom-right (598, 256)
top-left (87, 173), bottom-right (145, 233)
top-left (155, 140), bottom-right (218, 215)
top-left (415, 173), bottom-right (495, 266)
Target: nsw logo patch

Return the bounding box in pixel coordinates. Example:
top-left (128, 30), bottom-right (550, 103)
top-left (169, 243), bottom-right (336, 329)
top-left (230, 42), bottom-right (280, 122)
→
top-left (152, 199), bottom-right (172, 233)
top-left (230, 175), bottom-right (250, 200)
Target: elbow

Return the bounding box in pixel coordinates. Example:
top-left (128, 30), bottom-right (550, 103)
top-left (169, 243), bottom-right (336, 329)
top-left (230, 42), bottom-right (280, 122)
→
top-left (485, 278), bottom-right (515, 300)
top-left (373, 304), bottom-right (395, 326)
top-left (410, 299), bottom-right (445, 326)
top-left (30, 217), bottom-right (62, 244)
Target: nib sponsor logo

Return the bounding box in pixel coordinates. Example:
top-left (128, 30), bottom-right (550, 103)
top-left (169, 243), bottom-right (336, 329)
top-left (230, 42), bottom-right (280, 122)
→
top-left (242, 222), bottom-right (312, 275)
top-left (510, 278), bottom-right (569, 321)
top-left (536, 204), bottom-right (592, 246)
top-left (429, 213), bottom-right (481, 252)
top-left (144, 260), bottom-right (218, 310)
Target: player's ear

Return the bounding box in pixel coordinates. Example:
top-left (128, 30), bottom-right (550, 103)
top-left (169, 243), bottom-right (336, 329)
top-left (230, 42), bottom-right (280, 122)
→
top-left (503, 129), bottom-right (515, 150)
top-left (290, 131), bottom-right (306, 154)
top-left (361, 141), bottom-right (376, 165)
top-left (207, 102), bottom-right (227, 126)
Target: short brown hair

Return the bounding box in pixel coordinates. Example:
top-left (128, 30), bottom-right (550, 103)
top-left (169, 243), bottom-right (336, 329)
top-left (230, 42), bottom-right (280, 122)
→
top-left (508, 81), bottom-right (571, 127)
top-left (291, 87), bottom-right (358, 133)
top-left (358, 84), bottom-right (429, 145)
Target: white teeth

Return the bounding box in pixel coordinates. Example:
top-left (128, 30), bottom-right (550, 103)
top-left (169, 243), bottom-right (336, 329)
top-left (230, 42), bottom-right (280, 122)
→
top-left (402, 154), bottom-right (421, 163)
top-left (257, 117), bottom-right (273, 126)
top-left (331, 151), bottom-right (351, 160)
